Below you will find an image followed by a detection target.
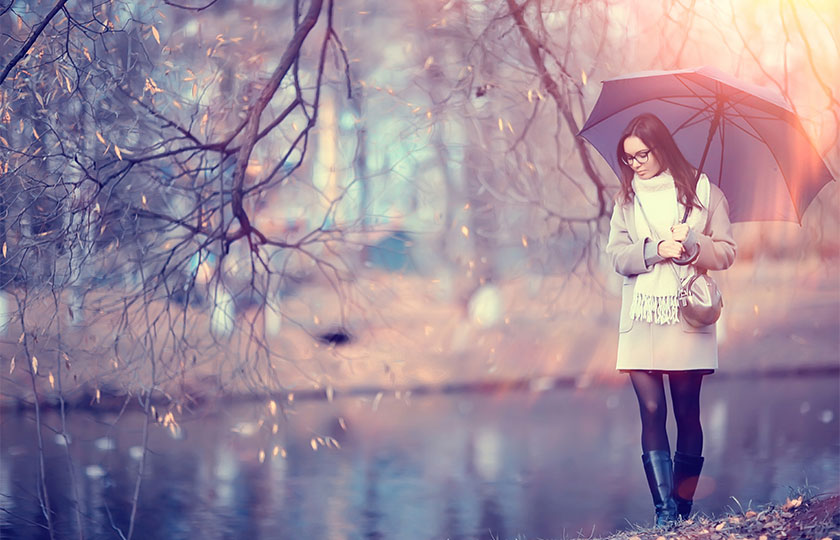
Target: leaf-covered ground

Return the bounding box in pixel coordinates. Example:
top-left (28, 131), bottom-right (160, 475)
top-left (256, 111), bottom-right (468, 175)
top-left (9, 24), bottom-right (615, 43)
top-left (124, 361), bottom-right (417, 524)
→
top-left (601, 495), bottom-right (840, 540)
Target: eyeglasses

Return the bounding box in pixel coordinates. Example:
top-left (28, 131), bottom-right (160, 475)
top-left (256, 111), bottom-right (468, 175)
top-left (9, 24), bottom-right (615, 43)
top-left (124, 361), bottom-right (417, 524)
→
top-left (621, 148), bottom-right (654, 166)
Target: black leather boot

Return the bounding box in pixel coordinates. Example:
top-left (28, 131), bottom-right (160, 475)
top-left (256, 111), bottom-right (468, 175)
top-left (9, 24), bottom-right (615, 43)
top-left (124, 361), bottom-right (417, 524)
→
top-left (673, 451), bottom-right (704, 520)
top-left (642, 450), bottom-right (678, 527)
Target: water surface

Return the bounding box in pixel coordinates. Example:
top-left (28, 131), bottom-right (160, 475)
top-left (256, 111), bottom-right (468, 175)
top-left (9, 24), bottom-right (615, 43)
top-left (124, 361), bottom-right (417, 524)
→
top-left (1, 374), bottom-right (838, 539)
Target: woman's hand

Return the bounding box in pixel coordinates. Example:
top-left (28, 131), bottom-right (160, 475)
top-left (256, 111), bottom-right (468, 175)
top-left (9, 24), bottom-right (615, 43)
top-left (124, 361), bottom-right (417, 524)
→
top-left (657, 239), bottom-right (685, 258)
top-left (670, 223), bottom-right (690, 242)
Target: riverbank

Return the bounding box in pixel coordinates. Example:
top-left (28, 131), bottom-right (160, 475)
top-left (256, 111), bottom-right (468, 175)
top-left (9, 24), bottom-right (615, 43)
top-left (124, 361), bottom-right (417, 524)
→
top-left (0, 258), bottom-right (837, 409)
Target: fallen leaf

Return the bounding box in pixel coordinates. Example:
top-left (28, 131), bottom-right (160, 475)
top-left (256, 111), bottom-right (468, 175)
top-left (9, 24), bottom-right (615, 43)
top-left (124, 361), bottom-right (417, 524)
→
top-left (715, 521), bottom-right (726, 531)
top-left (781, 496), bottom-right (802, 510)
top-left (151, 25), bottom-right (160, 44)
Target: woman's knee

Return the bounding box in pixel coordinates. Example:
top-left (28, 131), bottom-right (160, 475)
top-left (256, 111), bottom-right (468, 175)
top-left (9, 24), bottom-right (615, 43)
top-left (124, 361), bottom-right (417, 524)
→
top-left (640, 399), bottom-right (668, 424)
top-left (673, 406), bottom-right (702, 429)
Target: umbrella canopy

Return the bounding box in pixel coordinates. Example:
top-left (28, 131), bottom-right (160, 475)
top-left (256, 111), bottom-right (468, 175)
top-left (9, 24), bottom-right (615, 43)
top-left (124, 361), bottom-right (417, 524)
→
top-left (578, 66), bottom-right (835, 223)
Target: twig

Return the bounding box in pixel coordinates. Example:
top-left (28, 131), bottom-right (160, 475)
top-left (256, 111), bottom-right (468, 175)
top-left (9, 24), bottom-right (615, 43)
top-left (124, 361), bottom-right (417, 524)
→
top-left (0, 0), bottom-right (70, 87)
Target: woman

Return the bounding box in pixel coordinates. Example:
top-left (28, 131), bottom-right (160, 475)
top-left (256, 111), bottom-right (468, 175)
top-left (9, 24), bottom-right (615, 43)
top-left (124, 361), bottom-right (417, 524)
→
top-left (605, 113), bottom-right (736, 526)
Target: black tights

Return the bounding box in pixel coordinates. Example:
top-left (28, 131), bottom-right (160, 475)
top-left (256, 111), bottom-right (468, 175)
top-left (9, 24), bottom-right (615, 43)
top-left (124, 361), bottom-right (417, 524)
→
top-left (629, 371), bottom-right (705, 456)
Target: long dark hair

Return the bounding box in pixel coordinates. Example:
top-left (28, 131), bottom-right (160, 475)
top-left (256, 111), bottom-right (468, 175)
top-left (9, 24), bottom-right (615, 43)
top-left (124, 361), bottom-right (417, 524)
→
top-left (616, 113), bottom-right (700, 211)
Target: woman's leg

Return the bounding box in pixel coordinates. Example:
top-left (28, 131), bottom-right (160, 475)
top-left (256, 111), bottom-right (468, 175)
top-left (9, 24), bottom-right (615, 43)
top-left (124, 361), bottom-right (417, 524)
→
top-left (668, 371), bottom-right (706, 519)
top-left (630, 371), bottom-right (677, 525)
top-left (629, 371), bottom-right (669, 452)
top-left (668, 371), bottom-right (704, 455)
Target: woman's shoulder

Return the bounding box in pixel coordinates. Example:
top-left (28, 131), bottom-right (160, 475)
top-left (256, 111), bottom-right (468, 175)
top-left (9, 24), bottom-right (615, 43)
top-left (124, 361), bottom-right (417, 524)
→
top-left (707, 182), bottom-right (727, 205)
top-left (612, 191), bottom-right (634, 208)
top-left (703, 181), bottom-right (732, 218)
top-left (696, 173), bottom-right (727, 204)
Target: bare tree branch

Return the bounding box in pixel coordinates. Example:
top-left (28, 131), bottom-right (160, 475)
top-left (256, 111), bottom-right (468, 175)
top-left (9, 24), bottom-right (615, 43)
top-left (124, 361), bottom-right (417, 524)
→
top-left (230, 0), bottom-right (324, 249)
top-left (504, 0), bottom-right (609, 217)
top-left (162, 0), bottom-right (219, 11)
top-left (0, 0), bottom-right (70, 87)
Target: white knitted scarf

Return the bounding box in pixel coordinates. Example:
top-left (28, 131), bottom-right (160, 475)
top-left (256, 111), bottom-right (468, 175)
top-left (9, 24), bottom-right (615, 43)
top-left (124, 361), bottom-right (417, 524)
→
top-left (631, 170), bottom-right (710, 325)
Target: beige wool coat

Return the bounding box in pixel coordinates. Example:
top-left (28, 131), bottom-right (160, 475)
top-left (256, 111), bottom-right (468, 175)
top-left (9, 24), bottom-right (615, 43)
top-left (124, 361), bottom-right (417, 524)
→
top-left (605, 184), bottom-right (737, 371)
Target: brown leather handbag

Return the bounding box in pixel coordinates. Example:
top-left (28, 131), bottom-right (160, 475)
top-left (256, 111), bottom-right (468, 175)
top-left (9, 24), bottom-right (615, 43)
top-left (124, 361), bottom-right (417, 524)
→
top-left (678, 261), bottom-right (723, 327)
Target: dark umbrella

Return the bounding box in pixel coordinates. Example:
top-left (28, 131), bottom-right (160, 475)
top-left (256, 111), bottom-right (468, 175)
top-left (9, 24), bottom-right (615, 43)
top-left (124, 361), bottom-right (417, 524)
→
top-left (578, 66), bottom-right (835, 222)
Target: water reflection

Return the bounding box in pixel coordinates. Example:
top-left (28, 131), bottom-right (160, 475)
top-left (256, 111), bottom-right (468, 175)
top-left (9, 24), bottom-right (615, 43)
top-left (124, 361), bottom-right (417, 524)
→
top-left (1, 375), bottom-right (838, 539)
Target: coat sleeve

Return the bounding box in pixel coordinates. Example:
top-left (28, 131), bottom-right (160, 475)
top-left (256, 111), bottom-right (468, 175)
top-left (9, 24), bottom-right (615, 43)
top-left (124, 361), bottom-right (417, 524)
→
top-left (695, 187), bottom-right (737, 271)
top-left (605, 201), bottom-right (654, 277)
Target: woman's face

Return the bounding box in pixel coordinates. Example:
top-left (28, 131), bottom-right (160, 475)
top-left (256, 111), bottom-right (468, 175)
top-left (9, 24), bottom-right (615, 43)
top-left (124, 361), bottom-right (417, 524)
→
top-left (622, 135), bottom-right (663, 179)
